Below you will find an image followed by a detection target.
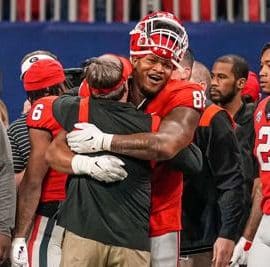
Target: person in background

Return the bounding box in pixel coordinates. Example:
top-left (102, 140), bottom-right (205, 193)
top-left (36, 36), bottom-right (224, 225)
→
top-left (7, 50), bottom-right (57, 187)
top-left (0, 119), bottom-right (16, 266)
top-left (0, 99), bottom-right (9, 128)
top-left (7, 99), bottom-right (31, 186)
top-left (248, 42), bottom-right (270, 267)
top-left (171, 48), bottom-right (194, 81)
top-left (190, 61), bottom-right (212, 91)
top-left (7, 50), bottom-right (79, 187)
top-left (180, 60), bottom-right (244, 267)
top-left (10, 58), bottom-right (69, 267)
top-left (241, 71), bottom-right (260, 104)
top-left (209, 55), bottom-right (261, 267)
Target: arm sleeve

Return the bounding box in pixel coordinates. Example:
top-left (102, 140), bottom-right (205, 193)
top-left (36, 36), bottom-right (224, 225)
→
top-left (168, 143), bottom-right (203, 175)
top-left (208, 111), bottom-right (244, 241)
top-left (0, 121), bottom-right (16, 237)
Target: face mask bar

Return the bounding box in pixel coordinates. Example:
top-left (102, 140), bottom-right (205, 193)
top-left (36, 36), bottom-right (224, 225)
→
top-left (144, 29), bottom-right (185, 58)
top-left (130, 16), bottom-right (188, 62)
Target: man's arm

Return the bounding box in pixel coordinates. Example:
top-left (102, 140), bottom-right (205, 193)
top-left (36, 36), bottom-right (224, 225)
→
top-left (15, 128), bottom-right (51, 237)
top-left (45, 130), bottom-right (74, 174)
top-left (68, 106), bottom-right (200, 161)
top-left (230, 178), bottom-right (262, 267)
top-left (112, 106), bottom-right (200, 160)
top-left (15, 170), bottom-right (25, 187)
top-left (46, 130), bottom-right (128, 182)
top-left (242, 178), bottom-right (262, 241)
top-left (0, 121), bottom-right (16, 264)
top-left (168, 142), bottom-right (203, 175)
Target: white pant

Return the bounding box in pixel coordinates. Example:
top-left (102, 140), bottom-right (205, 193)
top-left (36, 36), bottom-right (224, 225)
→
top-left (150, 232), bottom-right (180, 267)
top-left (248, 214), bottom-right (270, 267)
top-left (27, 215), bottom-right (64, 267)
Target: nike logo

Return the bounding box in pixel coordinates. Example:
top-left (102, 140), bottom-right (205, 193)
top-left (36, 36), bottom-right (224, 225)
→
top-left (94, 161), bottom-right (102, 170)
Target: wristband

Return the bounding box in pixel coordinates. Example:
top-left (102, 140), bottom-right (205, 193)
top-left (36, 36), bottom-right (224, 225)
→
top-left (243, 240), bottom-right (252, 251)
top-left (13, 237), bottom-right (26, 242)
top-left (102, 134), bottom-right (114, 151)
top-left (71, 155), bottom-right (86, 174)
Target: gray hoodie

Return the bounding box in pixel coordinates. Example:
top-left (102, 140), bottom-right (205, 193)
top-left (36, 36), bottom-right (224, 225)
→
top-left (0, 120), bottom-right (16, 237)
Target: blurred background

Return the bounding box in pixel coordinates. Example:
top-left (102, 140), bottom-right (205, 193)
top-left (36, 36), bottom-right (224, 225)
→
top-left (1, 0), bottom-right (270, 121)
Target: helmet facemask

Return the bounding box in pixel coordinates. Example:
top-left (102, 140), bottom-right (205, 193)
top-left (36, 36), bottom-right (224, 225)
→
top-left (130, 12), bottom-right (189, 69)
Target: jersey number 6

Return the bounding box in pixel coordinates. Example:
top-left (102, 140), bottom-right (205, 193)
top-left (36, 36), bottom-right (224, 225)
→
top-left (31, 103), bottom-right (44, 121)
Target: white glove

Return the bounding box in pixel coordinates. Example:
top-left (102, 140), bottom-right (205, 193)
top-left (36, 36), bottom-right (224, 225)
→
top-left (10, 238), bottom-right (29, 267)
top-left (67, 123), bottom-right (113, 153)
top-left (230, 237), bottom-right (252, 266)
top-left (71, 154), bottom-right (128, 182)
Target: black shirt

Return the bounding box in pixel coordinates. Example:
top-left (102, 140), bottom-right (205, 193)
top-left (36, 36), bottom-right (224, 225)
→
top-left (53, 95), bottom-right (154, 251)
top-left (181, 104), bottom-right (244, 255)
top-left (234, 102), bottom-right (259, 235)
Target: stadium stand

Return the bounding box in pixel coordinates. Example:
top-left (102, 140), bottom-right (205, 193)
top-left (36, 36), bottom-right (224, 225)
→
top-left (0, 0), bottom-right (269, 23)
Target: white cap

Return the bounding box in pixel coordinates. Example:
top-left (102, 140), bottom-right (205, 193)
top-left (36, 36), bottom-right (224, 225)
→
top-left (20, 54), bottom-right (56, 80)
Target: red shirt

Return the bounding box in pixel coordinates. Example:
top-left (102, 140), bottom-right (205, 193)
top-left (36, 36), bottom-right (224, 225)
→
top-left (27, 96), bottom-right (67, 203)
top-left (254, 96), bottom-right (270, 214)
top-left (145, 79), bottom-right (205, 236)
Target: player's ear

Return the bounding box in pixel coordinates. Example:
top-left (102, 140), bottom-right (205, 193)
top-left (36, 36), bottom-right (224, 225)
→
top-left (237, 77), bottom-right (246, 90)
top-left (199, 81), bottom-right (207, 91)
top-left (131, 56), bottom-right (139, 67)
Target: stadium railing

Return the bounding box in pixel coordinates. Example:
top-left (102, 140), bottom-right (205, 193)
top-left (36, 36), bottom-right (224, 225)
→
top-left (0, 0), bottom-right (268, 23)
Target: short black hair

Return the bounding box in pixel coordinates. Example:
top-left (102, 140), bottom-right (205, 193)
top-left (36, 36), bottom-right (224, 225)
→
top-left (215, 54), bottom-right (249, 80)
top-left (26, 84), bottom-right (65, 104)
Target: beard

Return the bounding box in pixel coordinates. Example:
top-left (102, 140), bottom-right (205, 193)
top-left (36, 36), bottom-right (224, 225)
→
top-left (210, 86), bottom-right (238, 105)
top-left (218, 89), bottom-right (238, 105)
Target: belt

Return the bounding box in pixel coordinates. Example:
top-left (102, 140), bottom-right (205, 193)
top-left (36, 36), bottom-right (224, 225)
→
top-left (36, 201), bottom-right (60, 218)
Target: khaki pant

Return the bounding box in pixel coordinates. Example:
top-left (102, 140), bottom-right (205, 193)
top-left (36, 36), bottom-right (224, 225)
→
top-left (60, 231), bottom-right (150, 267)
top-left (180, 251), bottom-right (213, 267)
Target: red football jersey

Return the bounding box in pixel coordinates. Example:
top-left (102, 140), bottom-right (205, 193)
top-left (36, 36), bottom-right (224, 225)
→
top-left (254, 96), bottom-right (270, 214)
top-left (145, 79), bottom-right (205, 236)
top-left (27, 96), bottom-right (67, 203)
